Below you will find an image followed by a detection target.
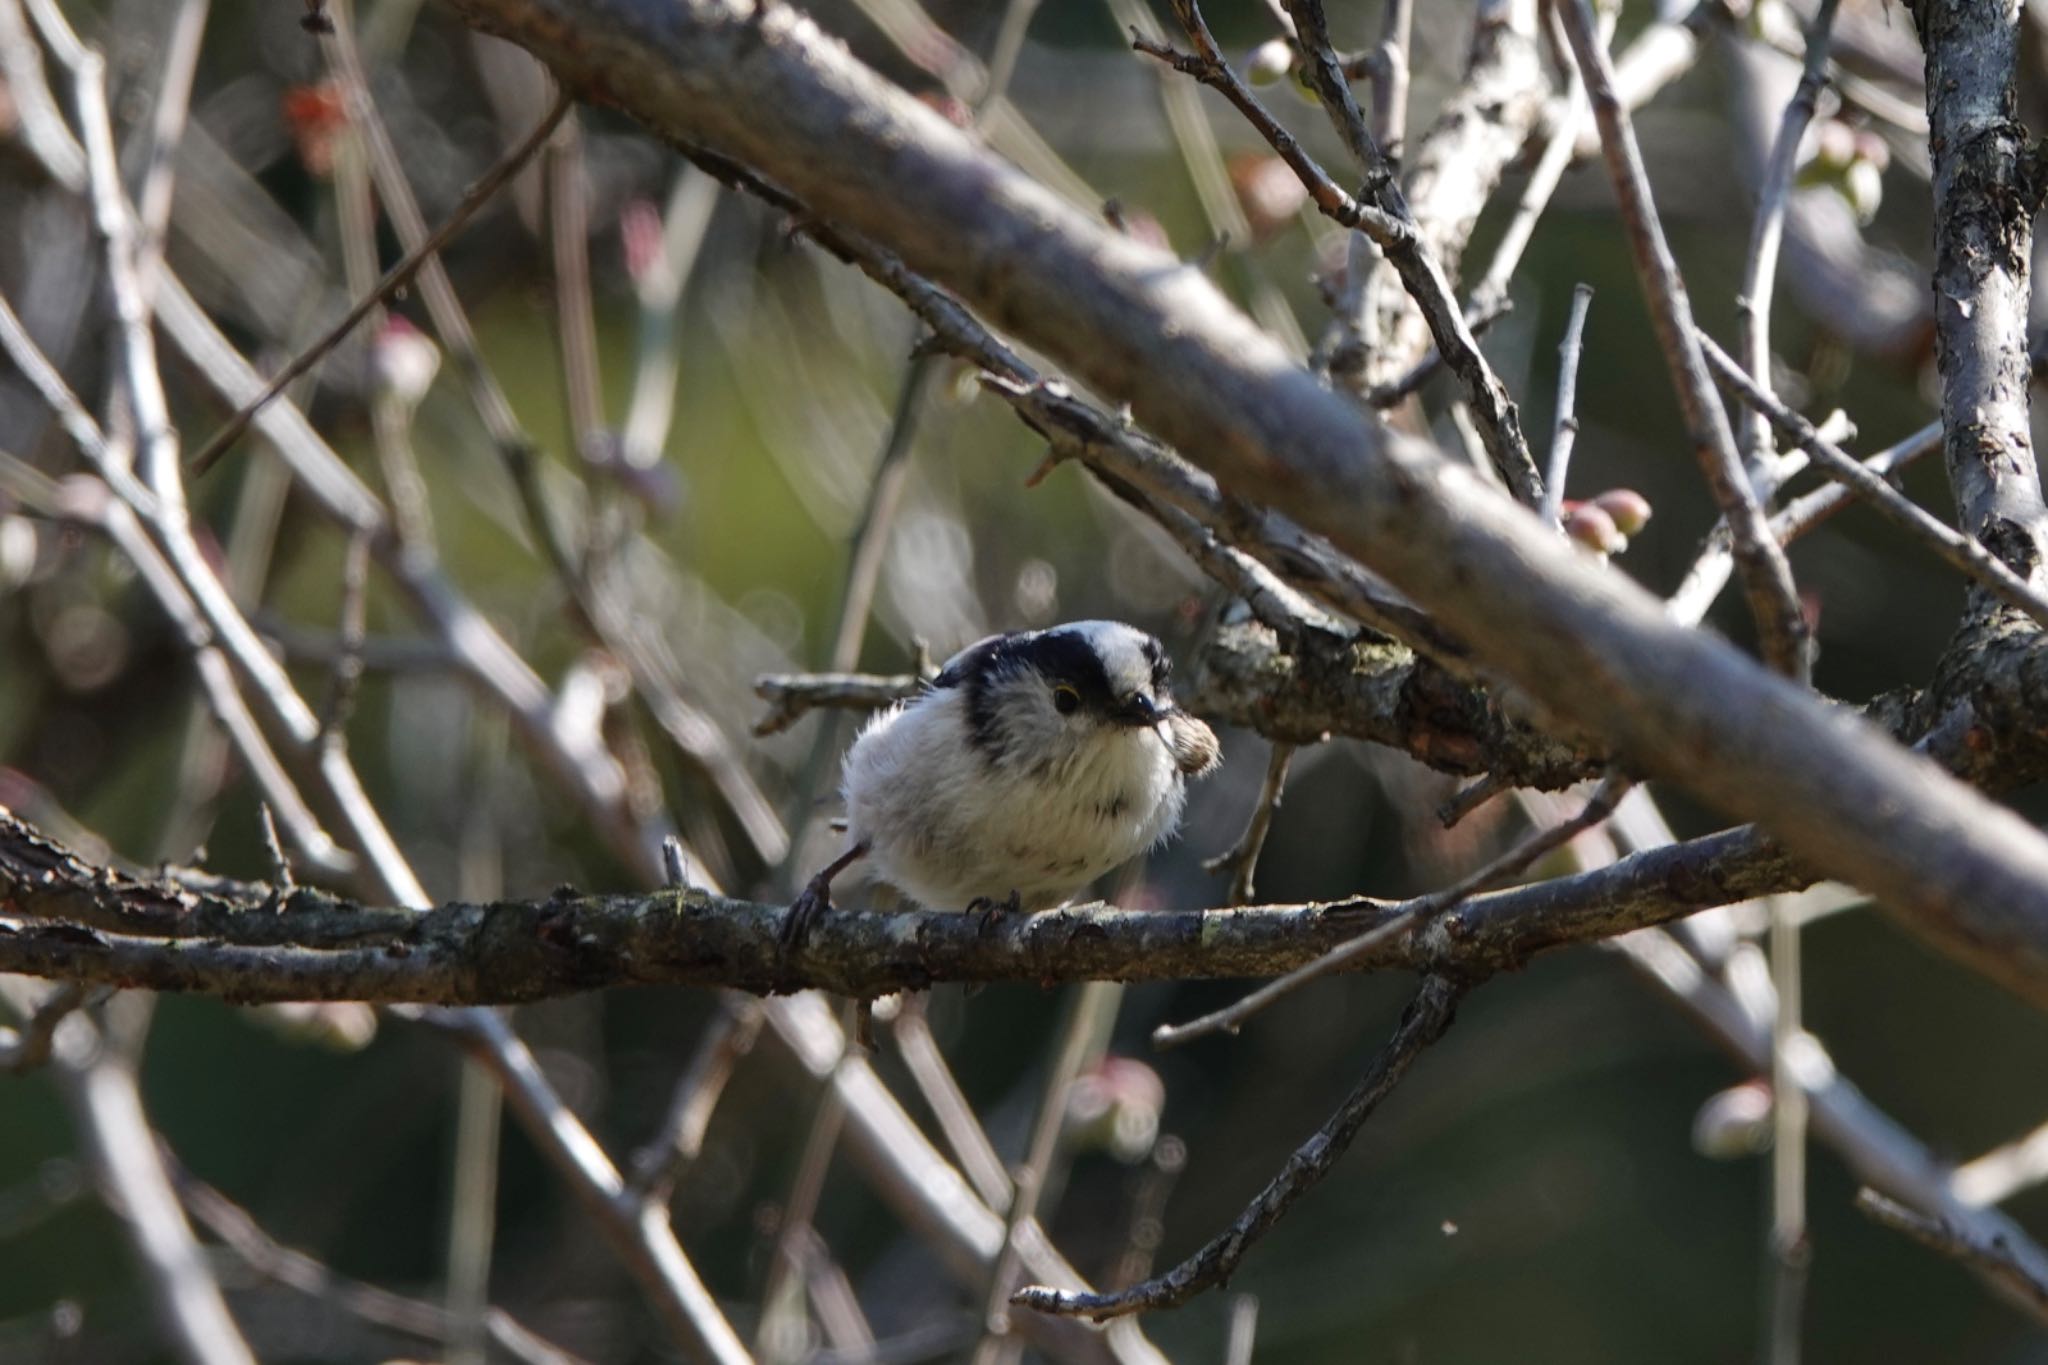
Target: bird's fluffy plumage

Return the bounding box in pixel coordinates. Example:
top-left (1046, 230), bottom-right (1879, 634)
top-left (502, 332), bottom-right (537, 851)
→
top-left (840, 621), bottom-right (1201, 911)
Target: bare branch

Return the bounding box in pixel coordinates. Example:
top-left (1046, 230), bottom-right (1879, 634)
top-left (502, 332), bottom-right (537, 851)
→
top-left (0, 804), bottom-right (1802, 1002)
top-left (184, 94), bottom-right (573, 478)
top-left (1855, 1189), bottom-right (2048, 1327)
top-left (1013, 975), bottom-right (1460, 1320)
top-left (1201, 741), bottom-right (1295, 906)
top-left (1910, 0), bottom-right (2048, 587)
top-left (434, 0), bottom-right (2048, 1014)
top-left (1542, 283), bottom-right (1594, 524)
top-left (1700, 333), bottom-right (2048, 630)
top-left (1153, 772), bottom-right (1628, 1049)
top-left (1556, 0), bottom-right (1808, 680)
top-left (1735, 0), bottom-right (1841, 493)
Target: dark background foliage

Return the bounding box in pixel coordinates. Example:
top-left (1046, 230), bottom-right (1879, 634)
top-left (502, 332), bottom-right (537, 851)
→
top-left (2, 0), bottom-right (2045, 1361)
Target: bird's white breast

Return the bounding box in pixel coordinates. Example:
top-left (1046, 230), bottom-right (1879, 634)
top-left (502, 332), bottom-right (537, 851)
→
top-left (841, 688), bottom-right (1183, 910)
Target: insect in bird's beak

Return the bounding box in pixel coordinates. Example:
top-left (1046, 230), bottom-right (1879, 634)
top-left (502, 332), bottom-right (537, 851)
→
top-left (1162, 711), bottom-right (1221, 777)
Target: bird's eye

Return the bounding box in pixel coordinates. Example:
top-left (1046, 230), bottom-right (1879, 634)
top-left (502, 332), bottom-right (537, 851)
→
top-left (1052, 685), bottom-right (1081, 715)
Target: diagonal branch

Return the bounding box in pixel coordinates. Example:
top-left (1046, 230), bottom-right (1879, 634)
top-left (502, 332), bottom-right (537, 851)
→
top-left (1011, 974), bottom-right (1461, 1320)
top-left (1855, 1189), bottom-right (2048, 1327)
top-left (1555, 0), bottom-right (1809, 680)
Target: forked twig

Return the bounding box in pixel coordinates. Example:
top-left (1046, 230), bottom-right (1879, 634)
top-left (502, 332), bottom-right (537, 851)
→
top-left (1202, 742), bottom-right (1295, 906)
top-left (1698, 334), bottom-right (2048, 630)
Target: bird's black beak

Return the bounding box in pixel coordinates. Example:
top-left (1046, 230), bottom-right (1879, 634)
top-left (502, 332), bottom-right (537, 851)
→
top-left (1111, 692), bottom-right (1171, 727)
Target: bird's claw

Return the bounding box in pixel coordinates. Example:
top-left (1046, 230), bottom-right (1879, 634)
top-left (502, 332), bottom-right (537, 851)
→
top-left (967, 889), bottom-right (1023, 936)
top-left (781, 877), bottom-right (834, 956)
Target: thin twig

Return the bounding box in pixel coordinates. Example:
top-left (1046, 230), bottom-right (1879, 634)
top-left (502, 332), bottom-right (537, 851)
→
top-left (127, 0), bottom-right (208, 301)
top-left (1365, 0), bottom-right (1413, 169)
top-left (973, 981), bottom-right (1122, 1359)
top-left (755, 1084), bottom-right (848, 1355)
top-left (1765, 889), bottom-right (1810, 1365)
top-left (627, 997), bottom-right (765, 1203)
top-left (0, 983), bottom-right (85, 1073)
top-left (1014, 975), bottom-right (1460, 1320)
top-left (1854, 1190), bottom-right (2048, 1327)
top-left (890, 1000), bottom-right (1014, 1210)
top-left (1438, 771), bottom-right (1509, 828)
top-left (546, 114), bottom-right (608, 465)
top-left (256, 804), bottom-right (294, 892)
top-left (1322, 0), bottom-right (1410, 372)
top-left (1556, 0), bottom-right (1808, 681)
top-left (1361, 296), bottom-right (1513, 408)
top-left (317, 529), bottom-right (372, 750)
top-left (334, 95), bottom-right (436, 554)
top-left (445, 1053), bottom-right (504, 1365)
top-left (1698, 334), bottom-right (2048, 631)
top-left (1472, 2), bottom-right (1616, 307)
top-left (1201, 742), bottom-right (1295, 906)
top-left (1952, 1118), bottom-right (2048, 1210)
top-left (1737, 0), bottom-right (1842, 496)
top-left (184, 93), bottom-right (573, 477)
top-left (753, 671), bottom-right (923, 736)
top-left (171, 1158), bottom-right (582, 1364)
top-left (1223, 1295), bottom-right (1259, 1365)
top-left (1542, 283), bottom-right (1594, 525)
top-left (1154, 772), bottom-right (1629, 1049)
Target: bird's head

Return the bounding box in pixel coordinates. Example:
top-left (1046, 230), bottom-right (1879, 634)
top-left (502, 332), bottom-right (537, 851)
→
top-left (936, 620), bottom-right (1185, 764)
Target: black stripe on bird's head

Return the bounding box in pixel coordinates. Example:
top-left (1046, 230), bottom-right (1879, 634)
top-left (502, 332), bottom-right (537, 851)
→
top-left (935, 621), bottom-right (1177, 757)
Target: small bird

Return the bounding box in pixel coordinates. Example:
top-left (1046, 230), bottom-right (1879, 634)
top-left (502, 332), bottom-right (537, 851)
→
top-left (784, 620), bottom-right (1219, 944)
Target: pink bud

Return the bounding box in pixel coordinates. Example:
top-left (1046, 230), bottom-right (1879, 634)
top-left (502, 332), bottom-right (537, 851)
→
top-left (1590, 489), bottom-right (1653, 536)
top-left (1229, 154), bottom-right (1308, 241)
top-left (619, 198), bottom-right (664, 285)
top-left (1692, 1081), bottom-right (1773, 1159)
top-left (372, 315), bottom-right (440, 408)
top-left (1562, 502), bottom-right (1626, 555)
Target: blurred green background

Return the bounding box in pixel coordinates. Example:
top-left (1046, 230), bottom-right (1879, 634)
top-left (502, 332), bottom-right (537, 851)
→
top-left (2, 0), bottom-right (2046, 1361)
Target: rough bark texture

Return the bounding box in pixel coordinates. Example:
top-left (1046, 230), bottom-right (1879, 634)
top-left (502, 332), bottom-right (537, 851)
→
top-left (0, 808), bottom-right (1803, 1004)
top-left (1912, 0), bottom-right (2048, 585)
top-left (1188, 616), bottom-right (1597, 789)
top-left (1358, 0), bottom-right (1549, 385)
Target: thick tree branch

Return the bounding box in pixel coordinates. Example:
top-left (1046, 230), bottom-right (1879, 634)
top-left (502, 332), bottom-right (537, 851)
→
top-left (1911, 0), bottom-right (2048, 588)
top-left (1188, 616), bottom-right (1596, 790)
top-left (0, 807), bottom-right (1804, 1004)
